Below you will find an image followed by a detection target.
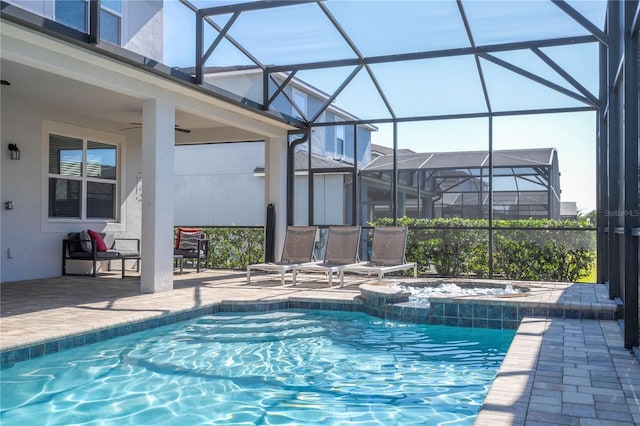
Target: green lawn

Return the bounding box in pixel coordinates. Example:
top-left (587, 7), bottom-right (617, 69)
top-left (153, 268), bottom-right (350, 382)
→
top-left (576, 258), bottom-right (598, 283)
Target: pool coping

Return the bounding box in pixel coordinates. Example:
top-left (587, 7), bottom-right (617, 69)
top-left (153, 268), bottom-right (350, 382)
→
top-left (0, 282), bottom-right (618, 368)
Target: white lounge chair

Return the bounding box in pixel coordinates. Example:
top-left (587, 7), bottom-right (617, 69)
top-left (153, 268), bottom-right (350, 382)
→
top-left (246, 226), bottom-right (319, 286)
top-left (339, 226), bottom-right (417, 287)
top-left (292, 226), bottom-right (361, 287)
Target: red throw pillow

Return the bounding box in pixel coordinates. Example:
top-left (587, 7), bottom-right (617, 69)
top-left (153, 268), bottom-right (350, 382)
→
top-left (175, 227), bottom-right (201, 249)
top-left (87, 229), bottom-right (108, 252)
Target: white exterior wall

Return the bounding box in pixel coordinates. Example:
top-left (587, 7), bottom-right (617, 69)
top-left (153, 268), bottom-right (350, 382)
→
top-left (0, 96), bottom-right (142, 283)
top-left (313, 174), bottom-right (346, 225)
top-left (174, 143), bottom-right (265, 226)
top-left (293, 174), bottom-right (309, 226)
top-left (3, 0), bottom-right (50, 16)
top-left (122, 0), bottom-right (163, 62)
top-left (203, 74), bottom-right (263, 105)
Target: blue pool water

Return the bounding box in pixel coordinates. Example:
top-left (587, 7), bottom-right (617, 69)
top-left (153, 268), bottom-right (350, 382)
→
top-left (1, 310), bottom-right (514, 425)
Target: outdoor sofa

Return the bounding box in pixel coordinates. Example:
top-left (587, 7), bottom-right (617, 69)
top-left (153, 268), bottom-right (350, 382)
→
top-left (62, 230), bottom-right (140, 278)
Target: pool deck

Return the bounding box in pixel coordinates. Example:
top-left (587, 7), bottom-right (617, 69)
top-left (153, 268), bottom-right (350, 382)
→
top-left (1, 270), bottom-right (639, 425)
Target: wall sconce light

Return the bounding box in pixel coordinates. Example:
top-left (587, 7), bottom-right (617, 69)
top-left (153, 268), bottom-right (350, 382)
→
top-left (8, 143), bottom-right (20, 160)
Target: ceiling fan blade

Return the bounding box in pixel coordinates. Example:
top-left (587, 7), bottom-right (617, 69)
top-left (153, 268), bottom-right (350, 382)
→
top-left (120, 123), bottom-right (191, 133)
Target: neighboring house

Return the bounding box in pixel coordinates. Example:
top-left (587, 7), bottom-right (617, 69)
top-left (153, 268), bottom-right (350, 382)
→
top-left (174, 69), bottom-right (375, 227)
top-left (174, 142), bottom-right (266, 227)
top-left (361, 146), bottom-right (561, 221)
top-left (560, 201), bottom-right (578, 220)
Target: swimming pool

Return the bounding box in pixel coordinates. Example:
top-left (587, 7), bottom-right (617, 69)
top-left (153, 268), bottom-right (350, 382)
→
top-left (1, 310), bottom-right (514, 425)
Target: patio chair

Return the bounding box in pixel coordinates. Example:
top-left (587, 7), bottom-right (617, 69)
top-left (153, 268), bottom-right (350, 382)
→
top-left (339, 226), bottom-right (417, 287)
top-left (246, 226), bottom-right (319, 285)
top-left (174, 228), bottom-right (209, 273)
top-left (292, 226), bottom-right (361, 287)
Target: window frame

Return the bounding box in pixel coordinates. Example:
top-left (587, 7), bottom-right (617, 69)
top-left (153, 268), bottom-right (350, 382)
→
top-left (53, 0), bottom-right (122, 45)
top-left (335, 125), bottom-right (345, 159)
top-left (99, 0), bottom-right (122, 45)
top-left (292, 88), bottom-right (307, 120)
top-left (42, 120), bottom-right (126, 232)
top-left (54, 0), bottom-right (88, 32)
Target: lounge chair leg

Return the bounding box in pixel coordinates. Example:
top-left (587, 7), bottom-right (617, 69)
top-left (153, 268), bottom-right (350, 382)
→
top-left (280, 273), bottom-right (285, 286)
top-left (246, 268), bottom-right (251, 285)
top-left (292, 269), bottom-right (297, 286)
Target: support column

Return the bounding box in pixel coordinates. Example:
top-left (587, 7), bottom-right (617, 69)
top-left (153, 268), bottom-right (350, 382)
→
top-left (140, 98), bottom-right (175, 293)
top-left (622, 0), bottom-right (639, 348)
top-left (606, 0), bottom-right (622, 299)
top-left (265, 133), bottom-right (288, 261)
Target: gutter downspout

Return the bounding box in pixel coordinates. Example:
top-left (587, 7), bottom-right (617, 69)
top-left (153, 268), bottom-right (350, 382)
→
top-left (287, 129), bottom-right (309, 226)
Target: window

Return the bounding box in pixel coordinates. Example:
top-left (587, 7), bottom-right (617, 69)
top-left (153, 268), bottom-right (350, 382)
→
top-left (292, 88), bottom-right (307, 120)
top-left (55, 0), bottom-right (87, 32)
top-left (55, 0), bottom-right (121, 45)
top-left (100, 0), bottom-right (122, 45)
top-left (48, 134), bottom-right (118, 220)
top-left (335, 125), bottom-right (345, 158)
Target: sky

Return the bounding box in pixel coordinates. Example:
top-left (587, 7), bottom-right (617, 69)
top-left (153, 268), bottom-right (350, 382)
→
top-left (163, 0), bottom-right (602, 213)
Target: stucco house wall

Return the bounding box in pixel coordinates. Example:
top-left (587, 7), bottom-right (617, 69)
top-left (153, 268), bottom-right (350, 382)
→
top-left (174, 143), bottom-right (265, 226)
top-left (180, 71), bottom-right (374, 228)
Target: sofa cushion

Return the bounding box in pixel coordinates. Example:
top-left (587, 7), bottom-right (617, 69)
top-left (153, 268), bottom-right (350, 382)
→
top-left (102, 233), bottom-right (115, 250)
top-left (66, 233), bottom-right (84, 254)
top-left (67, 250), bottom-right (92, 259)
top-left (175, 227), bottom-right (201, 249)
top-left (79, 230), bottom-right (92, 252)
top-left (87, 229), bottom-right (108, 252)
top-left (116, 249), bottom-right (139, 258)
top-left (95, 250), bottom-right (121, 259)
top-left (178, 232), bottom-right (201, 250)
top-left (174, 248), bottom-right (205, 258)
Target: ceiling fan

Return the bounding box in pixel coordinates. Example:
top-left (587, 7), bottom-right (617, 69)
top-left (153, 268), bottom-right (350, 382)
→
top-left (119, 122), bottom-right (191, 133)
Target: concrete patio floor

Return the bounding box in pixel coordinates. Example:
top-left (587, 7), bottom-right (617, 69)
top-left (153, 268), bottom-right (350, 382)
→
top-left (1, 270), bottom-right (639, 425)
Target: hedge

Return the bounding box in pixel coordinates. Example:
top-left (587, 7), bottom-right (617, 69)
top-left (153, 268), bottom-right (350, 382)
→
top-left (175, 227), bottom-right (265, 270)
top-left (372, 217), bottom-right (596, 282)
top-left (178, 219), bottom-right (596, 282)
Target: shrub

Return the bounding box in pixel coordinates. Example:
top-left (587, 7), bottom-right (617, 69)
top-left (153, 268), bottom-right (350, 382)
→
top-left (176, 227), bottom-right (264, 269)
top-left (371, 217), bottom-right (595, 282)
top-left (492, 219), bottom-right (595, 282)
top-left (375, 217), bottom-right (488, 277)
